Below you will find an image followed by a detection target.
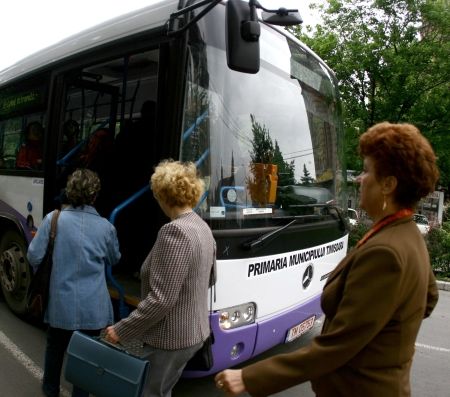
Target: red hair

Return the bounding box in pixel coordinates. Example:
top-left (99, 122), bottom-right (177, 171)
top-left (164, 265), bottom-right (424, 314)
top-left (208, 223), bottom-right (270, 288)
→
top-left (359, 122), bottom-right (439, 208)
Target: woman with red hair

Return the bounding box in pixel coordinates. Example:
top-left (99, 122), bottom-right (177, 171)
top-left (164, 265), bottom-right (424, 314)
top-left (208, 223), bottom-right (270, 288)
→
top-left (215, 122), bottom-right (439, 397)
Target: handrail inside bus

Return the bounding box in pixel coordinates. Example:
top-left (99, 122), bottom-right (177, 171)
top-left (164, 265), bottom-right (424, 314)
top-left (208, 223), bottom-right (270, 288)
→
top-left (56, 140), bottom-right (86, 166)
top-left (105, 265), bottom-right (129, 319)
top-left (57, 119), bottom-right (110, 166)
top-left (195, 148), bottom-right (209, 168)
top-left (219, 186), bottom-right (247, 208)
top-left (194, 190), bottom-right (209, 211)
top-left (108, 184), bottom-right (150, 225)
top-left (106, 184), bottom-right (150, 319)
top-left (182, 110), bottom-right (208, 141)
top-left (104, 133), bottom-right (208, 317)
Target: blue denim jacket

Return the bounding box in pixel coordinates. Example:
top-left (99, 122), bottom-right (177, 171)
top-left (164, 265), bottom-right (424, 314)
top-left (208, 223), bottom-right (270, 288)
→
top-left (27, 206), bottom-right (121, 329)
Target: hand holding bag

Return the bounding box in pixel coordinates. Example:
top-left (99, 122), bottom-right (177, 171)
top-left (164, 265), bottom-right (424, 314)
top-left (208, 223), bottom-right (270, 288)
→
top-left (65, 331), bottom-right (149, 397)
top-left (27, 210), bottom-right (60, 320)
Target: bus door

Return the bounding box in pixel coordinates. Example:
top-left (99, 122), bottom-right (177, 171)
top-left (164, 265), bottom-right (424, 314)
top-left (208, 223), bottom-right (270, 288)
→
top-left (56, 75), bottom-right (119, 215)
top-left (54, 50), bottom-right (164, 306)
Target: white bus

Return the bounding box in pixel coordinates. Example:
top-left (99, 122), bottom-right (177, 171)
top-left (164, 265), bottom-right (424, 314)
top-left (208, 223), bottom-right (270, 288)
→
top-left (0, 0), bottom-right (348, 375)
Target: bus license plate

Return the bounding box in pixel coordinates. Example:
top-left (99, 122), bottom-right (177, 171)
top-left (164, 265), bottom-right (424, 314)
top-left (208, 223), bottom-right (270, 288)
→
top-left (285, 315), bottom-right (316, 343)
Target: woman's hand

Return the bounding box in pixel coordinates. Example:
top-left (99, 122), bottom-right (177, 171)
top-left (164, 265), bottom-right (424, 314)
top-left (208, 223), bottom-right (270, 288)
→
top-left (104, 326), bottom-right (120, 343)
top-left (214, 369), bottom-right (246, 396)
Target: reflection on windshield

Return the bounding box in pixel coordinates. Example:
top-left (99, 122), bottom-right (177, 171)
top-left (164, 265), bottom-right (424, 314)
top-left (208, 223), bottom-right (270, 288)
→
top-left (181, 19), bottom-right (344, 228)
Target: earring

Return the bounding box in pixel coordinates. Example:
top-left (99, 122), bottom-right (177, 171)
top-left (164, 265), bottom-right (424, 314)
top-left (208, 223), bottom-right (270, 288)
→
top-left (382, 197), bottom-right (387, 211)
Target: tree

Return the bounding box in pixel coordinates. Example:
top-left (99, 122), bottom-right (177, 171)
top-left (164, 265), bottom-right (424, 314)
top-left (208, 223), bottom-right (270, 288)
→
top-left (300, 164), bottom-right (315, 186)
top-left (273, 140), bottom-right (296, 186)
top-left (249, 114), bottom-right (274, 164)
top-left (289, 0), bottom-right (450, 191)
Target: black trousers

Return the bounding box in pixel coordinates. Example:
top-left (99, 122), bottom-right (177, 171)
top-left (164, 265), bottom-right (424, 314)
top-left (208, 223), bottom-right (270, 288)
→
top-left (42, 327), bottom-right (101, 397)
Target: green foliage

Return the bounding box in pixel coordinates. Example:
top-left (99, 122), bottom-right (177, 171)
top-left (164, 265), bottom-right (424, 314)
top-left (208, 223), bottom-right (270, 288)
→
top-left (273, 141), bottom-right (296, 185)
top-left (347, 222), bottom-right (370, 250)
top-left (290, 0), bottom-right (450, 188)
top-left (248, 115), bottom-right (297, 186)
top-left (300, 164), bottom-right (315, 186)
top-left (426, 222), bottom-right (450, 277)
top-left (249, 114), bottom-right (274, 164)
top-left (348, 221), bottom-right (450, 279)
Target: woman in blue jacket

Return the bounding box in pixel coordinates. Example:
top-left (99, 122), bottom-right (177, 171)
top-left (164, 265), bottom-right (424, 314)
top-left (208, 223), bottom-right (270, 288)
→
top-left (28, 168), bottom-right (121, 397)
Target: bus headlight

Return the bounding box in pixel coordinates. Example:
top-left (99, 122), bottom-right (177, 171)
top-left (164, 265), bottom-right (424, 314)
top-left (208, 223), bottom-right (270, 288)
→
top-left (219, 302), bottom-right (256, 330)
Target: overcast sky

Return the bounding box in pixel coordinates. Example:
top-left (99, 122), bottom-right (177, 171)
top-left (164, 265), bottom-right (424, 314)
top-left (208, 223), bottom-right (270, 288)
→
top-left (0, 0), bottom-right (323, 72)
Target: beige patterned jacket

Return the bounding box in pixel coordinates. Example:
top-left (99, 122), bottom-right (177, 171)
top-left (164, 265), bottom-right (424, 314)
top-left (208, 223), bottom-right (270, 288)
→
top-left (114, 211), bottom-right (216, 350)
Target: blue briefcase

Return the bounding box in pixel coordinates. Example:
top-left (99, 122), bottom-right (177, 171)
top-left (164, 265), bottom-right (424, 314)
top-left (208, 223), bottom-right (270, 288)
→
top-left (65, 331), bottom-right (149, 397)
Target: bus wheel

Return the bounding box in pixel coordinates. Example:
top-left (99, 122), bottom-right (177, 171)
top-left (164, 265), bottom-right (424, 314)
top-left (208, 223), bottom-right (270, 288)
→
top-left (0, 230), bottom-right (31, 314)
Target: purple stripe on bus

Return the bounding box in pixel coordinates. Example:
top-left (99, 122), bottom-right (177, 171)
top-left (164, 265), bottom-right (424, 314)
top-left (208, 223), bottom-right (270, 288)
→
top-left (252, 294), bottom-right (322, 356)
top-left (0, 199), bottom-right (34, 243)
top-left (182, 295), bottom-right (322, 378)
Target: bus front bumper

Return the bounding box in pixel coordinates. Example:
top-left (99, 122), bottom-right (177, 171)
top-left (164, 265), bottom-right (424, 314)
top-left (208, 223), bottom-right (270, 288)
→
top-left (182, 294), bottom-right (322, 378)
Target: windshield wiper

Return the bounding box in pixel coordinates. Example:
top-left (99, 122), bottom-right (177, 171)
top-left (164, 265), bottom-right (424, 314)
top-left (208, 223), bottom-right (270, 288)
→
top-left (242, 205), bottom-right (346, 250)
top-left (242, 219), bottom-right (298, 250)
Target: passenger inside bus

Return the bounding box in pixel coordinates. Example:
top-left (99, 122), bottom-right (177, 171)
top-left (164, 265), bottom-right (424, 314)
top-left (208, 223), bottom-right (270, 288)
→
top-left (78, 128), bottom-right (114, 173)
top-left (55, 125), bottom-right (114, 213)
top-left (16, 121), bottom-right (44, 169)
top-left (61, 119), bottom-right (80, 154)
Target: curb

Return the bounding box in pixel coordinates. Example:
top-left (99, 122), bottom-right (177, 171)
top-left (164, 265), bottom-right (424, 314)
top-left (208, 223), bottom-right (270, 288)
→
top-left (436, 280), bottom-right (450, 291)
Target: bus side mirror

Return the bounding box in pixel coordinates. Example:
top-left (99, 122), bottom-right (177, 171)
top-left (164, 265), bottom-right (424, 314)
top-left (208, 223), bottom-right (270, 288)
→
top-left (226, 0), bottom-right (260, 74)
top-left (261, 9), bottom-right (303, 26)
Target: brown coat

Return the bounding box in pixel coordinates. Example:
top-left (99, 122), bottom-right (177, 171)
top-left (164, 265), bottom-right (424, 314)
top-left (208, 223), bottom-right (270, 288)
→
top-left (243, 217), bottom-right (438, 397)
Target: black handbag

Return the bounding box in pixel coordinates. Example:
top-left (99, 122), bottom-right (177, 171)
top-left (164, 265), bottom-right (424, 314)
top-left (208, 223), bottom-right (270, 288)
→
top-left (185, 266), bottom-right (216, 371)
top-left (27, 210), bottom-right (60, 320)
top-left (184, 332), bottom-right (214, 371)
top-left (65, 331), bottom-right (149, 397)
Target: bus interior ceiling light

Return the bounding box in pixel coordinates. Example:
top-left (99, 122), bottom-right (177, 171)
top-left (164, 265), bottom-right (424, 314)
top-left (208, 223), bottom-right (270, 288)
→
top-left (219, 302), bottom-right (256, 330)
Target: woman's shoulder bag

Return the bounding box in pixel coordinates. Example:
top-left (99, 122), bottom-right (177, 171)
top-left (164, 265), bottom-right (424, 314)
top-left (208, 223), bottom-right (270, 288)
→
top-left (27, 210), bottom-right (60, 320)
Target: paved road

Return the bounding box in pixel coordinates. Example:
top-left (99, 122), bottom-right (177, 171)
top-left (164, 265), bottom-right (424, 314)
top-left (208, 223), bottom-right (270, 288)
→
top-left (0, 291), bottom-right (449, 396)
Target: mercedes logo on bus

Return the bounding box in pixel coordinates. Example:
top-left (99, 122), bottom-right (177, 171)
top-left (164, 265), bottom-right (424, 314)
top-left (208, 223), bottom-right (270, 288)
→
top-left (302, 264), bottom-right (314, 289)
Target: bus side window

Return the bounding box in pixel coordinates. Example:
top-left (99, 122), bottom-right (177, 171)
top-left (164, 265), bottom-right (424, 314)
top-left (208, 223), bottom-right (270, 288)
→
top-left (0, 119), bottom-right (24, 170)
top-left (15, 121), bottom-right (44, 170)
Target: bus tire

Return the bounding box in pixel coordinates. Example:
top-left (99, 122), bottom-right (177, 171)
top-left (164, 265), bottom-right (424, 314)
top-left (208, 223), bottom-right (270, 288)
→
top-left (0, 230), bottom-right (31, 314)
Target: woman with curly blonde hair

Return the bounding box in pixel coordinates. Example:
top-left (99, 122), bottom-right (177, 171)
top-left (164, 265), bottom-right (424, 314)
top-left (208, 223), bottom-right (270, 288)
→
top-left (106, 160), bottom-right (216, 397)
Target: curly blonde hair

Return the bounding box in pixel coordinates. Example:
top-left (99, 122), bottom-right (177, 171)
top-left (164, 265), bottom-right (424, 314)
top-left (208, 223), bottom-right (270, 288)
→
top-left (65, 168), bottom-right (101, 207)
top-left (151, 160), bottom-right (203, 208)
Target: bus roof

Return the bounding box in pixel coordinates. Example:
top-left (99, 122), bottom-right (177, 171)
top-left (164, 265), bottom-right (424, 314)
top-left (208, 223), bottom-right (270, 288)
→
top-left (0, 0), bottom-right (335, 85)
top-left (0, 0), bottom-right (178, 85)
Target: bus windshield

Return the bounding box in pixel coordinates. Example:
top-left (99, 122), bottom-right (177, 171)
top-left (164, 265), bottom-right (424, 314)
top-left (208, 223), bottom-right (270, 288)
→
top-left (181, 16), bottom-right (344, 229)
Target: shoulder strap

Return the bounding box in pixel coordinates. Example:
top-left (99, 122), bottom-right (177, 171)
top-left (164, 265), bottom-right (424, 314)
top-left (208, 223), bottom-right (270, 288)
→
top-left (49, 210), bottom-right (61, 242)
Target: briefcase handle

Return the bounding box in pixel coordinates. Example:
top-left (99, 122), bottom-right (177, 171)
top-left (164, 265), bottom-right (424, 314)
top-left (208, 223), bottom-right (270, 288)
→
top-left (96, 337), bottom-right (138, 357)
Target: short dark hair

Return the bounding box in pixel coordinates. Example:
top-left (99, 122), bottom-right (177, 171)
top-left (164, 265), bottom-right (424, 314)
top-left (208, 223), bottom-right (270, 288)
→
top-left (65, 168), bottom-right (101, 207)
top-left (359, 122), bottom-right (439, 208)
top-left (25, 121), bottom-right (44, 139)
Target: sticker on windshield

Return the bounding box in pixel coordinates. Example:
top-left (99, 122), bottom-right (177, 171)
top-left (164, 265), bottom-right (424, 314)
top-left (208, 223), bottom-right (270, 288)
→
top-left (210, 206), bottom-right (226, 218)
top-left (243, 208), bottom-right (272, 216)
